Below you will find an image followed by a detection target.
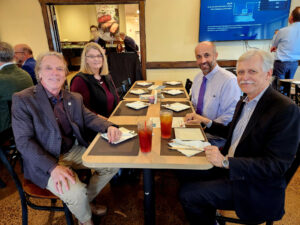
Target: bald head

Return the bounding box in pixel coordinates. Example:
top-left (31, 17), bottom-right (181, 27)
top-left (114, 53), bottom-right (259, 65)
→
top-left (195, 41), bottom-right (218, 75)
top-left (14, 44), bottom-right (33, 65)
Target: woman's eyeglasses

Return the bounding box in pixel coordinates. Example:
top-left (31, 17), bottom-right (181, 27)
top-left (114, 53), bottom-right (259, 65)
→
top-left (86, 55), bottom-right (103, 59)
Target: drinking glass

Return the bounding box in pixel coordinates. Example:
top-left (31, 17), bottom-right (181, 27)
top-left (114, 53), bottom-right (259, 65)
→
top-left (137, 119), bottom-right (153, 153)
top-left (160, 110), bottom-right (173, 139)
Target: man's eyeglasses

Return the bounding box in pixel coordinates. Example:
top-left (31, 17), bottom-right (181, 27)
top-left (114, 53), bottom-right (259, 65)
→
top-left (86, 55), bottom-right (103, 59)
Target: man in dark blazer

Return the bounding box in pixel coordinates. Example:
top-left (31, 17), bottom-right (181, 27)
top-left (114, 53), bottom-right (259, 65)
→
top-left (12, 51), bottom-right (121, 225)
top-left (120, 32), bottom-right (139, 53)
top-left (181, 49), bottom-right (300, 225)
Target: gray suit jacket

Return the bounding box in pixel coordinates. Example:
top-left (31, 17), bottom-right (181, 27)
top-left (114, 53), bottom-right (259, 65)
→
top-left (12, 83), bottom-right (115, 188)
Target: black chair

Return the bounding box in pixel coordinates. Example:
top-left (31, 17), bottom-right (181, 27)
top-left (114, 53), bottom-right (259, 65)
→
top-left (185, 78), bottom-right (193, 95)
top-left (216, 144), bottom-right (300, 225)
top-left (0, 143), bottom-right (74, 225)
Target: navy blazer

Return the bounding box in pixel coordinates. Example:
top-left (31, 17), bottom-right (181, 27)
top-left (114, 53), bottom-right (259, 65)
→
top-left (207, 86), bottom-right (300, 222)
top-left (22, 57), bottom-right (37, 85)
top-left (12, 83), bottom-right (115, 188)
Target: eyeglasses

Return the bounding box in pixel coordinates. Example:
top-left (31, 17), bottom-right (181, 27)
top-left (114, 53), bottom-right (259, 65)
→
top-left (15, 51), bottom-right (25, 54)
top-left (86, 55), bottom-right (103, 59)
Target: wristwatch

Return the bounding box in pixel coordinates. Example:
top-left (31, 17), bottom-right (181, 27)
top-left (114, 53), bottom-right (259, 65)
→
top-left (222, 157), bottom-right (229, 169)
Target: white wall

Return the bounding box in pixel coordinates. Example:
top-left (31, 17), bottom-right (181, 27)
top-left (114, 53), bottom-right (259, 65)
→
top-left (145, 0), bottom-right (300, 82)
top-left (0, 0), bottom-right (49, 57)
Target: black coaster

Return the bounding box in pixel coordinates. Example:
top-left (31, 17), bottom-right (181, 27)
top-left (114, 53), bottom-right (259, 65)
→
top-left (113, 101), bottom-right (148, 116)
top-left (89, 125), bottom-right (139, 156)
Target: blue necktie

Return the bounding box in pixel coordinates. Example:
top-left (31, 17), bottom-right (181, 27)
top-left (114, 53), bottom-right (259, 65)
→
top-left (196, 77), bottom-right (207, 115)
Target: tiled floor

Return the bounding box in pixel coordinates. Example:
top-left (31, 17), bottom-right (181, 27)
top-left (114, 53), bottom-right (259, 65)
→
top-left (0, 163), bottom-right (299, 225)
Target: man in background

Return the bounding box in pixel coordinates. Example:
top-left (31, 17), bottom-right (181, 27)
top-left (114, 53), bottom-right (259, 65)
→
top-left (188, 41), bottom-right (241, 147)
top-left (270, 7), bottom-right (300, 81)
top-left (0, 42), bottom-right (33, 138)
top-left (90, 25), bottom-right (106, 50)
top-left (14, 43), bottom-right (37, 84)
top-left (119, 32), bottom-right (139, 53)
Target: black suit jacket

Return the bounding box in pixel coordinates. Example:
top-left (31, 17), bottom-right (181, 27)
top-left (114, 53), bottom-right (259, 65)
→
top-left (207, 86), bottom-right (300, 222)
top-left (12, 84), bottom-right (115, 188)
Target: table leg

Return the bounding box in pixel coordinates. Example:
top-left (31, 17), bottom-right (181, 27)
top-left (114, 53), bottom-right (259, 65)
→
top-left (143, 169), bottom-right (155, 225)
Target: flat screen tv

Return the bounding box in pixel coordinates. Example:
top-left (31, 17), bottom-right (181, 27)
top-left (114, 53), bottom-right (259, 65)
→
top-left (199, 0), bottom-right (291, 41)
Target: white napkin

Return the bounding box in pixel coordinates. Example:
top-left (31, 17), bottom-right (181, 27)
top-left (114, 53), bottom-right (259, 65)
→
top-left (148, 85), bottom-right (165, 90)
top-left (137, 82), bottom-right (152, 86)
top-left (126, 101), bottom-right (149, 109)
top-left (168, 139), bottom-right (211, 157)
top-left (130, 89), bottom-right (147, 95)
top-left (162, 102), bottom-right (191, 112)
top-left (163, 89), bottom-right (183, 95)
top-left (150, 117), bottom-right (185, 128)
top-left (101, 127), bottom-right (137, 144)
top-left (166, 81), bottom-right (181, 85)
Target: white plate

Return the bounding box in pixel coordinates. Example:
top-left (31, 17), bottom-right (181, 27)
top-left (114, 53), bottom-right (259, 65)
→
top-left (165, 81), bottom-right (181, 85)
top-left (136, 82), bottom-right (152, 86)
top-left (162, 102), bottom-right (191, 112)
top-left (126, 101), bottom-right (149, 110)
top-left (163, 89), bottom-right (184, 95)
top-left (130, 89), bottom-right (147, 95)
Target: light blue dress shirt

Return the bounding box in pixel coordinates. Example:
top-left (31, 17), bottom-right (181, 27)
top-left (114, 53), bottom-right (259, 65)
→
top-left (227, 86), bottom-right (269, 157)
top-left (191, 64), bottom-right (241, 125)
top-left (271, 22), bottom-right (300, 61)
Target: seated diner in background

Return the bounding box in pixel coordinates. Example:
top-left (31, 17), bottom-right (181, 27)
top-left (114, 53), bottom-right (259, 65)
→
top-left (70, 42), bottom-right (119, 119)
top-left (180, 49), bottom-right (300, 225)
top-left (12, 51), bottom-right (122, 225)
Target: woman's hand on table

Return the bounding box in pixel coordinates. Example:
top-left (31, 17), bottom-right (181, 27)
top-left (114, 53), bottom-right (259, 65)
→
top-left (107, 126), bottom-right (122, 143)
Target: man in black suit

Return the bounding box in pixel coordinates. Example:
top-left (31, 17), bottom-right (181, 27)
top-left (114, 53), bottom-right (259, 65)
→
top-left (181, 49), bottom-right (300, 225)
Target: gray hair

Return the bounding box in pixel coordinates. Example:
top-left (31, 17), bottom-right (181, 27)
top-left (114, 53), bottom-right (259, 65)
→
top-left (35, 51), bottom-right (68, 81)
top-left (237, 49), bottom-right (274, 72)
top-left (0, 42), bottom-right (14, 63)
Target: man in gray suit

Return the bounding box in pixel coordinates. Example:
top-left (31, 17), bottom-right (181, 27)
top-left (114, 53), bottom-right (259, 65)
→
top-left (12, 51), bottom-right (121, 225)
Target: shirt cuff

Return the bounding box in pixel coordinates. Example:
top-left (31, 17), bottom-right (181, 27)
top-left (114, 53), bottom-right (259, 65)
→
top-left (206, 120), bottom-right (213, 128)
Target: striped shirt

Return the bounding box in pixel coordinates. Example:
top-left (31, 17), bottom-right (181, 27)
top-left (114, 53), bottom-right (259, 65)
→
top-left (227, 86), bottom-right (269, 157)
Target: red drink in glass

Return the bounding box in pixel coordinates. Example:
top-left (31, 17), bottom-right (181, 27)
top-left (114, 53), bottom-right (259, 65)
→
top-left (137, 120), bottom-right (153, 153)
top-left (160, 110), bottom-right (173, 139)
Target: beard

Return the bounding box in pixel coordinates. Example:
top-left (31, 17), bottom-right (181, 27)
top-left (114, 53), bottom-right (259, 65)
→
top-left (199, 61), bottom-right (215, 75)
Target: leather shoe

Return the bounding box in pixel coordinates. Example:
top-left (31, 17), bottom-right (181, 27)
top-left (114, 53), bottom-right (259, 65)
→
top-left (90, 203), bottom-right (107, 216)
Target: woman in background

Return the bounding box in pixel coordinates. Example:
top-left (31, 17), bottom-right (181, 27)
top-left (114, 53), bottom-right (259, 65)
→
top-left (70, 42), bottom-right (119, 118)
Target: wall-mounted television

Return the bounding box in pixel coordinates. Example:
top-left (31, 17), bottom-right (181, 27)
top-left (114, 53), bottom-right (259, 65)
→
top-left (199, 0), bottom-right (291, 41)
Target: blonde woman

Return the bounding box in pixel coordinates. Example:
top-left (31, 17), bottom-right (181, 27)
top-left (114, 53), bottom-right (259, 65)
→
top-left (70, 42), bottom-right (119, 118)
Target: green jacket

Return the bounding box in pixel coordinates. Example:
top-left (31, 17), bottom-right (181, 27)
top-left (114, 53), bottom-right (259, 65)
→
top-left (0, 64), bottom-right (33, 132)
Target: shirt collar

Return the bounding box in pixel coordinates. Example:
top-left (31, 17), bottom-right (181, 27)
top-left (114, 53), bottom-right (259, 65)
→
top-left (203, 64), bottom-right (219, 81)
top-left (43, 86), bottom-right (63, 100)
top-left (243, 85), bottom-right (269, 104)
top-left (0, 62), bottom-right (14, 70)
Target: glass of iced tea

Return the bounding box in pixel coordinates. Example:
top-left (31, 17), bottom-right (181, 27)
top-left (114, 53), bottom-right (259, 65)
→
top-left (137, 119), bottom-right (153, 153)
top-left (160, 110), bottom-right (173, 139)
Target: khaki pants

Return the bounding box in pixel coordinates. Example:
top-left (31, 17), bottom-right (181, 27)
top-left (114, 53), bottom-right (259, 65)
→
top-left (46, 145), bottom-right (119, 223)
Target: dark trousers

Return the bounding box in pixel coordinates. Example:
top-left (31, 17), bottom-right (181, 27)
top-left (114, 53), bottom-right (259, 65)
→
top-left (273, 60), bottom-right (298, 80)
top-left (178, 168), bottom-right (234, 225)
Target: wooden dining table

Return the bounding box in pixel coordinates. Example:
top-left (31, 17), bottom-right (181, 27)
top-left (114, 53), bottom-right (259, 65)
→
top-left (82, 80), bottom-right (212, 225)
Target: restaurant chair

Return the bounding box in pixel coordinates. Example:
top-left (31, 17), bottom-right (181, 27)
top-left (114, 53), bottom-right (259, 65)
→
top-left (185, 78), bottom-right (193, 95)
top-left (216, 144), bottom-right (300, 225)
top-left (0, 144), bottom-right (74, 225)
